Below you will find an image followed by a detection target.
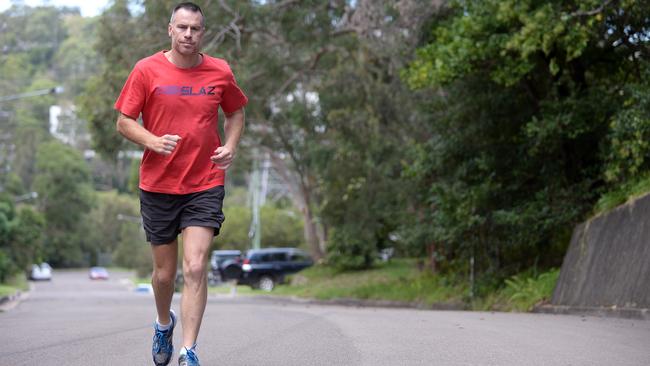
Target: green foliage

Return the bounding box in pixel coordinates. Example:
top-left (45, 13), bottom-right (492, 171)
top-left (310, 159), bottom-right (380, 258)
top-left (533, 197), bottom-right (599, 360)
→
top-left (114, 228), bottom-right (152, 278)
top-left (0, 272), bottom-right (28, 297)
top-left (216, 196), bottom-right (305, 252)
top-left (594, 174), bottom-right (650, 215)
top-left (603, 78), bottom-right (650, 184)
top-left (327, 226), bottom-right (376, 270)
top-left (2, 173), bottom-right (26, 196)
top-left (403, 0), bottom-right (650, 279)
top-left (260, 205), bottom-right (304, 248)
top-left (0, 193), bottom-right (44, 281)
top-left (12, 122), bottom-right (49, 189)
top-left (315, 30), bottom-right (428, 268)
top-left (127, 158), bottom-right (140, 195)
top-left (87, 190), bottom-right (142, 264)
top-left (77, 0), bottom-right (151, 160)
top-left (33, 141), bottom-right (95, 267)
top-left (0, 195), bottom-right (17, 282)
top-left (405, 0), bottom-right (637, 88)
top-left (216, 205), bottom-right (252, 251)
top-left (0, 196), bottom-right (14, 246)
top-left (8, 206), bottom-right (45, 271)
top-left (274, 259), bottom-right (468, 306)
top-left (99, 191), bottom-right (152, 277)
top-left (0, 249), bottom-right (15, 283)
top-left (53, 15), bottom-right (101, 96)
top-left (484, 268), bottom-right (560, 312)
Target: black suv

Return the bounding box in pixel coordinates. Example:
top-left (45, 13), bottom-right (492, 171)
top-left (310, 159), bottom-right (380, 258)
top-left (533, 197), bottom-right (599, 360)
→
top-left (209, 250), bottom-right (243, 284)
top-left (176, 250), bottom-right (242, 289)
top-left (238, 248), bottom-right (313, 291)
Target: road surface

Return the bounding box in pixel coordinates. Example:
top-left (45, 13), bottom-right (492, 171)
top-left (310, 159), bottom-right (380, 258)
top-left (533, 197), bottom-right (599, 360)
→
top-left (1, 270), bottom-right (648, 366)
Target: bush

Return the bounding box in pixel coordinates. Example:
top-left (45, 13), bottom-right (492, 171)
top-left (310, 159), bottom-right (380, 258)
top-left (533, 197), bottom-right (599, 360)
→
top-left (501, 268), bottom-right (560, 311)
top-left (0, 250), bottom-right (17, 283)
top-left (326, 226), bottom-right (376, 270)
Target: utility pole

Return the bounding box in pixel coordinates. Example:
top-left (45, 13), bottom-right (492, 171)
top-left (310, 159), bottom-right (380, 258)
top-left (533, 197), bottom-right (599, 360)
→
top-left (248, 153), bottom-right (262, 250)
top-left (248, 151), bottom-right (272, 250)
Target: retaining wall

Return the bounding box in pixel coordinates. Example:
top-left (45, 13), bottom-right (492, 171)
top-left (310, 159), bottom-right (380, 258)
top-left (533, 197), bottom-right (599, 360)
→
top-left (552, 194), bottom-right (650, 309)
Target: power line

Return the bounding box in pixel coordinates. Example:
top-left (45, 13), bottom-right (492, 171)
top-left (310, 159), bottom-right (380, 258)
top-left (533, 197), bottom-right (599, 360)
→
top-left (0, 86), bottom-right (64, 103)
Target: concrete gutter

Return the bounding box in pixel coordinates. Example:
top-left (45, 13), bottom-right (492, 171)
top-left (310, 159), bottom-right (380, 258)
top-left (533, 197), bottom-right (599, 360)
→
top-left (0, 284), bottom-right (32, 312)
top-left (250, 294), bottom-right (650, 320)
top-left (534, 304), bottom-right (650, 320)
top-left (247, 294), bottom-right (468, 311)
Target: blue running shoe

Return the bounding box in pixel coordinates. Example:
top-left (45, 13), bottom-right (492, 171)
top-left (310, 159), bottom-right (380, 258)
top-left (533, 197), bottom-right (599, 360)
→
top-left (178, 345), bottom-right (200, 366)
top-left (152, 309), bottom-right (176, 366)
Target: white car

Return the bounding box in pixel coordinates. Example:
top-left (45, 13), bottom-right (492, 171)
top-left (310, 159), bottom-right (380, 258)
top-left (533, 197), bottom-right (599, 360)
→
top-left (29, 263), bottom-right (52, 281)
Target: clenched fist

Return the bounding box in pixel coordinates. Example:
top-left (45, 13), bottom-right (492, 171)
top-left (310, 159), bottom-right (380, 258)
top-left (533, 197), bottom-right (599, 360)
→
top-left (211, 145), bottom-right (235, 170)
top-left (148, 134), bottom-right (181, 155)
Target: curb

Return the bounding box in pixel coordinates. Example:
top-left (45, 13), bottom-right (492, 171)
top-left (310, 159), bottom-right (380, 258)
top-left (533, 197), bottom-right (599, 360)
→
top-left (247, 294), bottom-right (468, 311)
top-left (533, 304), bottom-right (650, 320)
top-left (0, 284), bottom-right (31, 312)
top-left (248, 295), bottom-right (650, 320)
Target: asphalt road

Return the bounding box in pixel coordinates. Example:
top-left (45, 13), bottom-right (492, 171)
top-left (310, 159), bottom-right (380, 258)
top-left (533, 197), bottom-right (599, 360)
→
top-left (0, 270), bottom-right (648, 366)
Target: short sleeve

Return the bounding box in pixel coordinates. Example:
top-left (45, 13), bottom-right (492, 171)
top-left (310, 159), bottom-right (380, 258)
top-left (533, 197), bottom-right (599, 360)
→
top-left (114, 65), bottom-right (147, 119)
top-left (220, 72), bottom-right (248, 114)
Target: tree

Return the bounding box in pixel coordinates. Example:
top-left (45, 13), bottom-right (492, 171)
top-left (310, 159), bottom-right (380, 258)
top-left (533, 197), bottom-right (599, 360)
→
top-left (53, 15), bottom-right (101, 97)
top-left (9, 206), bottom-right (45, 271)
top-left (0, 195), bottom-right (15, 282)
top-left (404, 0), bottom-right (650, 280)
top-left (0, 194), bottom-right (44, 281)
top-left (235, 0), bottom-right (439, 264)
top-left (77, 0), bottom-right (150, 161)
top-left (87, 191), bottom-right (141, 262)
top-left (33, 141), bottom-right (95, 267)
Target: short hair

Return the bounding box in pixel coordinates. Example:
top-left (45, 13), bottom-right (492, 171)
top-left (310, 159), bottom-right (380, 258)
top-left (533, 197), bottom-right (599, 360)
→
top-left (170, 2), bottom-right (204, 27)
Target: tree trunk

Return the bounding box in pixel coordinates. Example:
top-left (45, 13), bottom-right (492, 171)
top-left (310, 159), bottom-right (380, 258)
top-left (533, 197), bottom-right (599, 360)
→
top-left (301, 199), bottom-right (325, 261)
top-left (269, 152), bottom-right (325, 261)
top-left (426, 242), bottom-right (436, 274)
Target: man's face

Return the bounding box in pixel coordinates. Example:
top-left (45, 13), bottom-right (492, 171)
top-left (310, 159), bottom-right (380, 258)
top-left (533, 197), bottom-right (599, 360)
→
top-left (168, 8), bottom-right (204, 56)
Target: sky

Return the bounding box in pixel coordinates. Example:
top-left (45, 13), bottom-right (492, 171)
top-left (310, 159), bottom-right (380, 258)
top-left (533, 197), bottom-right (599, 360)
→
top-left (0, 0), bottom-right (111, 17)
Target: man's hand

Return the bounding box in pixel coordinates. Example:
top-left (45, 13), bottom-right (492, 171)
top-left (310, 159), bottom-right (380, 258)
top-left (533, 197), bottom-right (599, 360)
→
top-left (211, 145), bottom-right (235, 170)
top-left (148, 134), bottom-right (181, 155)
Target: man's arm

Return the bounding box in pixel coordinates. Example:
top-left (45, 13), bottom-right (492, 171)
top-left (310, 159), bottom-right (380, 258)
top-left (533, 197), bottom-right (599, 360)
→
top-left (211, 108), bottom-right (245, 170)
top-left (116, 112), bottom-right (181, 155)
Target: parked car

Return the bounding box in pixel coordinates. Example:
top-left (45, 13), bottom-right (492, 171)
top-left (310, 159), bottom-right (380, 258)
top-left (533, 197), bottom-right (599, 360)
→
top-left (173, 250), bottom-right (243, 288)
top-left (238, 248), bottom-right (313, 291)
top-left (89, 266), bottom-right (109, 280)
top-left (210, 250), bottom-right (243, 283)
top-left (29, 263), bottom-right (52, 281)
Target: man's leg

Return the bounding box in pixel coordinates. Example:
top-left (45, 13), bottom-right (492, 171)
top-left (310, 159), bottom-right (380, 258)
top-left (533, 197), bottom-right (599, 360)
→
top-left (180, 226), bottom-right (212, 349)
top-left (151, 240), bottom-right (178, 324)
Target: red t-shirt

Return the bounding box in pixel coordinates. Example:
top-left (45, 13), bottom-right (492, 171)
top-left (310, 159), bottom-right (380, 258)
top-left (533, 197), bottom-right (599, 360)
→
top-left (114, 51), bottom-right (248, 194)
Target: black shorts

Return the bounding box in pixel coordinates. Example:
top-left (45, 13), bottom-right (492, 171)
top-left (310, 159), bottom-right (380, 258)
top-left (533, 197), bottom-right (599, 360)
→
top-left (140, 185), bottom-right (226, 245)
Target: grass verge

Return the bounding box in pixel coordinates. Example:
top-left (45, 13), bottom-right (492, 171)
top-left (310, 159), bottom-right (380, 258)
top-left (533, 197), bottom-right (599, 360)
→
top-left (473, 268), bottom-right (560, 312)
top-left (272, 259), bottom-right (469, 307)
top-left (128, 260), bottom-right (559, 313)
top-left (269, 260), bottom-right (559, 312)
top-left (0, 274), bottom-right (29, 297)
top-left (208, 284), bottom-right (257, 295)
top-left (594, 173), bottom-right (650, 215)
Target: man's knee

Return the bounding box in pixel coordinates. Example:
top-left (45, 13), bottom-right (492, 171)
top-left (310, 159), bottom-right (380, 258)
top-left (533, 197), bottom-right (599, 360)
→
top-left (152, 267), bottom-right (176, 286)
top-left (182, 260), bottom-right (206, 284)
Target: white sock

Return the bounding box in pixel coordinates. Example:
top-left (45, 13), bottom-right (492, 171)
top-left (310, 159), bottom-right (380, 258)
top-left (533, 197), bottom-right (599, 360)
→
top-left (180, 345), bottom-right (196, 355)
top-left (156, 317), bottom-right (172, 331)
